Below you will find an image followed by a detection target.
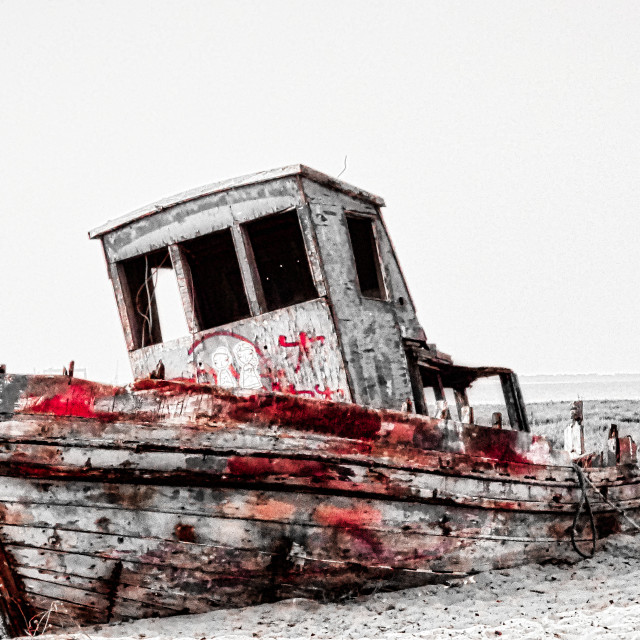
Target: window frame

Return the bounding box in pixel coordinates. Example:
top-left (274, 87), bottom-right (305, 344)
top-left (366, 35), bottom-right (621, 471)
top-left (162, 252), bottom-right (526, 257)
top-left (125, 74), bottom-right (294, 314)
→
top-left (114, 207), bottom-right (325, 351)
top-left (344, 211), bottom-right (387, 301)
top-left (117, 247), bottom-right (176, 349)
top-left (177, 227), bottom-right (252, 332)
top-left (241, 208), bottom-right (319, 314)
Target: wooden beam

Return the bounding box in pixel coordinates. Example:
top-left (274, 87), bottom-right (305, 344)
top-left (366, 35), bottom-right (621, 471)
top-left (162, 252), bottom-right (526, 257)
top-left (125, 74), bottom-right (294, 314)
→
top-left (0, 538), bottom-right (33, 637)
top-left (404, 349), bottom-right (428, 415)
top-left (108, 262), bottom-right (137, 352)
top-left (231, 224), bottom-right (264, 316)
top-left (168, 244), bottom-right (199, 335)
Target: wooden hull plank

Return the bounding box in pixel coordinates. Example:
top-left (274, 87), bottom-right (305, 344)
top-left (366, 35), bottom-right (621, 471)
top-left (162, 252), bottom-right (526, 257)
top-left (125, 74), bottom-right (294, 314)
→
top-left (0, 376), bottom-right (635, 631)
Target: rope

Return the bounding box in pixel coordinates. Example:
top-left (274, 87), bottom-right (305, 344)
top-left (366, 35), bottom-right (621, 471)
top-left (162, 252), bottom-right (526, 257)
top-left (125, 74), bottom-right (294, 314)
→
top-left (135, 252), bottom-right (171, 348)
top-left (571, 463), bottom-right (597, 558)
top-left (581, 468), bottom-right (640, 533)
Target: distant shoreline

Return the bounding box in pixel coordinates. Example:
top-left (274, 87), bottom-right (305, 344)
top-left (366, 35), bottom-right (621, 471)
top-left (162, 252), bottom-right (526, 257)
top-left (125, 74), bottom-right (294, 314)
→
top-left (470, 373), bottom-right (640, 404)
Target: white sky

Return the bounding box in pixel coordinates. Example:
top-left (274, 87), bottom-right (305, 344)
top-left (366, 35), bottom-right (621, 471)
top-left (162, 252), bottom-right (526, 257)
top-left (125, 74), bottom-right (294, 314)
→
top-left (1, 1), bottom-right (640, 383)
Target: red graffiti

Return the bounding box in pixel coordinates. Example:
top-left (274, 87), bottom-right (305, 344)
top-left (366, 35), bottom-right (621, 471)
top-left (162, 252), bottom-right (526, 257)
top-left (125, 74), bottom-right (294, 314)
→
top-left (196, 364), bottom-right (239, 387)
top-left (278, 332), bottom-right (326, 372)
top-left (314, 385), bottom-right (343, 401)
top-left (188, 330), bottom-right (265, 357)
top-left (272, 381), bottom-right (315, 397)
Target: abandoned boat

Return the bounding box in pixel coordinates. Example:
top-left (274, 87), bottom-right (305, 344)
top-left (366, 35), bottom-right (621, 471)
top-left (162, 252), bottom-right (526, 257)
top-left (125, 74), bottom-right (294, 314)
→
top-left (0, 165), bottom-right (638, 635)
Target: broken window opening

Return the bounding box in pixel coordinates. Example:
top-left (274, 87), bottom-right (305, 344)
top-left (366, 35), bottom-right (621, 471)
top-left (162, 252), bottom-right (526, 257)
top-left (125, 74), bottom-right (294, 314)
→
top-left (179, 229), bottom-right (251, 330)
top-left (244, 210), bottom-right (317, 312)
top-left (423, 386), bottom-right (437, 417)
top-left (153, 264), bottom-right (191, 343)
top-left (346, 215), bottom-right (385, 300)
top-left (444, 388), bottom-right (461, 420)
top-left (120, 248), bottom-right (188, 348)
top-left (466, 376), bottom-right (513, 429)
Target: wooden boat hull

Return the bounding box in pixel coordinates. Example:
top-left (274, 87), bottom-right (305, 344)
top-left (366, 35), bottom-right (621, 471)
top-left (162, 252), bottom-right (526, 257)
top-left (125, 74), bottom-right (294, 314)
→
top-left (0, 375), bottom-right (637, 634)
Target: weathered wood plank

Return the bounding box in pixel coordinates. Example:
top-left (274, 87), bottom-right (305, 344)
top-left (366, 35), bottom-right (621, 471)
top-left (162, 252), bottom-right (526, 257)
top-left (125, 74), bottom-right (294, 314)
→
top-left (0, 486), bottom-right (622, 549)
top-left (0, 440), bottom-right (592, 515)
top-left (21, 577), bottom-right (109, 610)
top-left (17, 567), bottom-right (110, 595)
top-left (9, 547), bottom-right (115, 581)
top-left (4, 375), bottom-right (571, 468)
top-left (0, 415), bottom-right (580, 487)
top-left (0, 474), bottom-right (606, 526)
top-left (25, 593), bottom-right (106, 627)
top-left (0, 504), bottom-right (607, 577)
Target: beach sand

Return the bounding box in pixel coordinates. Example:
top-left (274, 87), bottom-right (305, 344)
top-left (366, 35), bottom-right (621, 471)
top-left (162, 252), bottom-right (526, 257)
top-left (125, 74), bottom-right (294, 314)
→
top-left (31, 533), bottom-right (639, 640)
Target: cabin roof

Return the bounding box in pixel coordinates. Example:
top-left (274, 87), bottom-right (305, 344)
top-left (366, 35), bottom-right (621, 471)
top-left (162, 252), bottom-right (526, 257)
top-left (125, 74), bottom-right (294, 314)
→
top-left (89, 164), bottom-right (386, 239)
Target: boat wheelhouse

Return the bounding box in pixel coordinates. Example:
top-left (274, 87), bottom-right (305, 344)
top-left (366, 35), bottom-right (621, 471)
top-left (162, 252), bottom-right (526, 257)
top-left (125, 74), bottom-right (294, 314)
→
top-left (90, 165), bottom-right (528, 430)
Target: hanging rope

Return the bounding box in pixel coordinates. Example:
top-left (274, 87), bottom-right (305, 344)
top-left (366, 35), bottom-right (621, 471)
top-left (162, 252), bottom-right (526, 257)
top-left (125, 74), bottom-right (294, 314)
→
top-left (571, 463), bottom-right (597, 558)
top-left (135, 252), bottom-right (170, 348)
top-left (582, 467), bottom-right (640, 533)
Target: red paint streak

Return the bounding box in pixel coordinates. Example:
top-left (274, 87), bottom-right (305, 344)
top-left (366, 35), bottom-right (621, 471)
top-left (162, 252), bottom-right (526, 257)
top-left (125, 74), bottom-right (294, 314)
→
top-left (133, 378), bottom-right (212, 393)
top-left (314, 504), bottom-right (382, 528)
top-left (252, 499), bottom-right (296, 521)
top-left (314, 385), bottom-right (343, 401)
top-left (14, 376), bottom-right (549, 469)
top-left (226, 393), bottom-right (382, 440)
top-left (381, 422), bottom-right (415, 446)
top-left (464, 427), bottom-right (531, 466)
top-left (272, 379), bottom-right (342, 399)
top-left (227, 456), bottom-right (332, 479)
top-left (271, 382), bottom-right (315, 397)
top-left (314, 505), bottom-right (384, 556)
top-left (21, 379), bottom-right (103, 419)
top-left (278, 332), bottom-right (326, 372)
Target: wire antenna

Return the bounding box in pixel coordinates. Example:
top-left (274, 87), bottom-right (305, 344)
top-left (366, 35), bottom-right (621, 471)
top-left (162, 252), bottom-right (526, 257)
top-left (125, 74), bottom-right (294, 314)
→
top-left (337, 155), bottom-right (348, 178)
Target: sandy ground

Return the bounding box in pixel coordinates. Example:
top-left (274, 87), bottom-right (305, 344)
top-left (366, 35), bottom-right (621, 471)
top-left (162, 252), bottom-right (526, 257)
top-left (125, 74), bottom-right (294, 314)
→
top-left (31, 533), bottom-right (640, 640)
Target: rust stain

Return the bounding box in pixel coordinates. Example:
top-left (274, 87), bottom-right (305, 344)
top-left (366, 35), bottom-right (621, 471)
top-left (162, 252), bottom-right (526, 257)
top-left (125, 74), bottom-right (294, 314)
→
top-left (226, 456), bottom-right (336, 480)
top-left (175, 524), bottom-right (197, 543)
top-left (252, 499), bottom-right (296, 521)
top-left (314, 504), bottom-right (382, 528)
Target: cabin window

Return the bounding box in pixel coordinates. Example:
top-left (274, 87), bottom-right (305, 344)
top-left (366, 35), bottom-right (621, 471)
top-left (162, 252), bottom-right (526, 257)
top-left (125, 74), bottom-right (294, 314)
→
top-left (444, 388), bottom-right (460, 420)
top-left (179, 229), bottom-right (250, 330)
top-left (120, 248), bottom-right (189, 348)
top-left (466, 376), bottom-right (513, 429)
top-left (244, 210), bottom-right (317, 312)
top-left (346, 215), bottom-right (385, 300)
top-left (423, 386), bottom-right (438, 417)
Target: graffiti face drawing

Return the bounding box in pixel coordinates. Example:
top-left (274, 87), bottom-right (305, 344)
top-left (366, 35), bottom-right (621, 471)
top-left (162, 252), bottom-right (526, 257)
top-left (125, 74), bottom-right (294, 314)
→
top-left (234, 342), bottom-right (263, 390)
top-left (211, 346), bottom-right (237, 388)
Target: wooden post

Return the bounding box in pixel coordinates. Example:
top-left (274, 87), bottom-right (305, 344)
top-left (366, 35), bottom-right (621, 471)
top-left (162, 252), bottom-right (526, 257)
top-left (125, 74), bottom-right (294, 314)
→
top-left (231, 225), bottom-right (264, 316)
top-left (168, 244), bottom-right (199, 335)
top-left (500, 373), bottom-right (530, 432)
top-left (404, 349), bottom-right (428, 415)
top-left (564, 400), bottom-right (585, 456)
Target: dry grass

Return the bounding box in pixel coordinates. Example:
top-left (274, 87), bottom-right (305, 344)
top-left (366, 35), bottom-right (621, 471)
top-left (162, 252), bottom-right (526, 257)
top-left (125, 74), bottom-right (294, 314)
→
top-left (474, 400), bottom-right (640, 454)
top-left (529, 399), bottom-right (640, 454)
